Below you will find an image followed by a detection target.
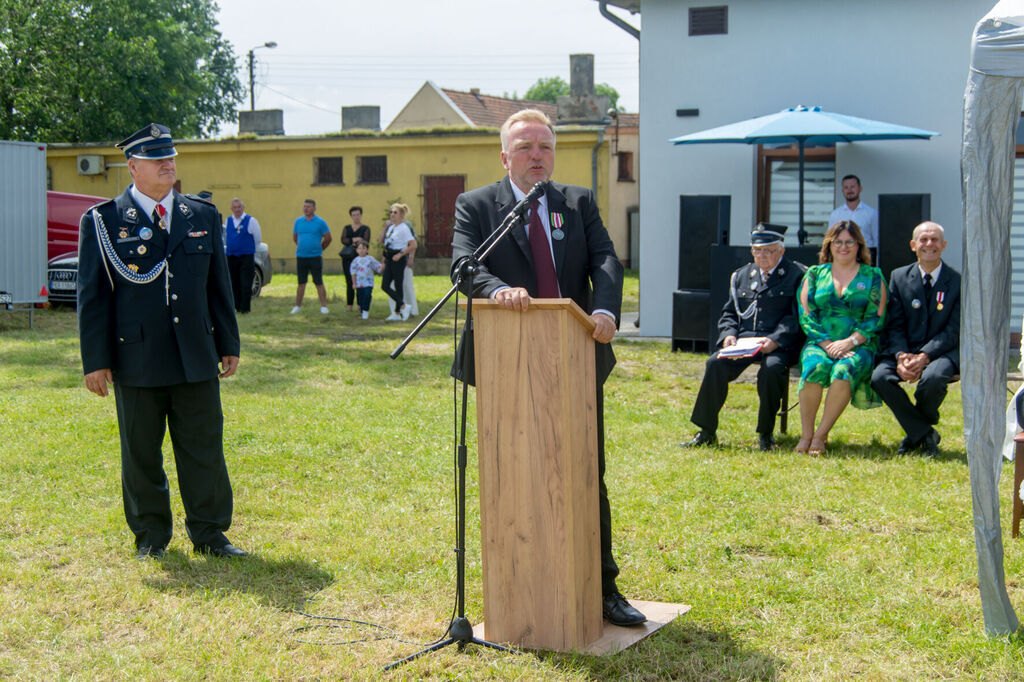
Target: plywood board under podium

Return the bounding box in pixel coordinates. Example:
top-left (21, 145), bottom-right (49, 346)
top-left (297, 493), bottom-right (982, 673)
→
top-left (473, 600), bottom-right (691, 656)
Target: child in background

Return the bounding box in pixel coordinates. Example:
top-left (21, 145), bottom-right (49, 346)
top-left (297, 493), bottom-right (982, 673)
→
top-left (349, 240), bottom-right (383, 319)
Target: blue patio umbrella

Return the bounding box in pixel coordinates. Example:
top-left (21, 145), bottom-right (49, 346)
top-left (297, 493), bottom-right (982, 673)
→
top-left (670, 105), bottom-right (939, 243)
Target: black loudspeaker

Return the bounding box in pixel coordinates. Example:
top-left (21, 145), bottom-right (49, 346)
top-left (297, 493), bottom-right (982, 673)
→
top-left (878, 194), bottom-right (930, 276)
top-left (672, 288), bottom-right (711, 352)
top-left (678, 195), bottom-right (731, 290)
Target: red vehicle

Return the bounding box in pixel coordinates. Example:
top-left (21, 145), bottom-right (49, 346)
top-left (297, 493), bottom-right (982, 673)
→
top-left (47, 191), bottom-right (107, 261)
top-left (45, 190), bottom-right (272, 305)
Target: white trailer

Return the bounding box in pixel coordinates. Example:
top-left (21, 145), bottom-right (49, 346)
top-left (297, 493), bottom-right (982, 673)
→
top-left (0, 140), bottom-right (47, 326)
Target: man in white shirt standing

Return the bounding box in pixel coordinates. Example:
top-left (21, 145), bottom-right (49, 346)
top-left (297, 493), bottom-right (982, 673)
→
top-left (830, 174), bottom-right (879, 265)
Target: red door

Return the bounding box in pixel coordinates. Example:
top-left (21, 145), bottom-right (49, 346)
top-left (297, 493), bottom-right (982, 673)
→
top-left (422, 176), bottom-right (465, 258)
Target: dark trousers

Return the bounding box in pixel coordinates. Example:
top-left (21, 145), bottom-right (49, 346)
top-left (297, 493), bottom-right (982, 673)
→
top-left (356, 286), bottom-right (373, 312)
top-left (381, 253), bottom-right (407, 308)
top-left (341, 254), bottom-right (357, 306)
top-left (596, 381), bottom-right (620, 595)
top-left (871, 356), bottom-right (956, 443)
top-left (690, 349), bottom-right (791, 435)
top-left (113, 378), bottom-right (233, 550)
top-left (227, 253), bottom-right (255, 313)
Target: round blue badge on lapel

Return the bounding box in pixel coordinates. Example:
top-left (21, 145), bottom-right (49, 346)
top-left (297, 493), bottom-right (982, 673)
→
top-left (911, 299), bottom-right (921, 309)
top-left (139, 227), bottom-right (153, 241)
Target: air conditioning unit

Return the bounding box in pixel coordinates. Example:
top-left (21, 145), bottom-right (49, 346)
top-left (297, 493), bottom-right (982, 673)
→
top-left (77, 154), bottom-right (105, 175)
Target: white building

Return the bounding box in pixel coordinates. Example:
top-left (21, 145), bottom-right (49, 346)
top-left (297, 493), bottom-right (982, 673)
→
top-left (600, 0), bottom-right (995, 338)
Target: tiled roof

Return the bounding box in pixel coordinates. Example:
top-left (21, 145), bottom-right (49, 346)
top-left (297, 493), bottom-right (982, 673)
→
top-left (441, 89), bottom-right (558, 128)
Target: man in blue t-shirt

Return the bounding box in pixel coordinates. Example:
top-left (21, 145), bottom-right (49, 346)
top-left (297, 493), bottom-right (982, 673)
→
top-left (291, 199), bottom-right (332, 314)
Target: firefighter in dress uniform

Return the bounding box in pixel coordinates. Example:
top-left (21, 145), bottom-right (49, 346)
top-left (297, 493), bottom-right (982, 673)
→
top-left (77, 123), bottom-right (246, 559)
top-left (683, 223), bottom-right (807, 451)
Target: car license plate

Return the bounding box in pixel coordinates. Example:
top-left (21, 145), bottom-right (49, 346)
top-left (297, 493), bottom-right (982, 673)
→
top-left (50, 280), bottom-right (76, 290)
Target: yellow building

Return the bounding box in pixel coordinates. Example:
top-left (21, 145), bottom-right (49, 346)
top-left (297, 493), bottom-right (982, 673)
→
top-left (47, 127), bottom-right (616, 273)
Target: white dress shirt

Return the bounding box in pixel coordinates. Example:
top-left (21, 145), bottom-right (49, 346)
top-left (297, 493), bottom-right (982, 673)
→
top-left (830, 200), bottom-right (879, 248)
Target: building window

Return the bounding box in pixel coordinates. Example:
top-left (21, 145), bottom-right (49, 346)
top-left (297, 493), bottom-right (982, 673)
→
top-left (756, 144), bottom-right (835, 245)
top-left (617, 151), bottom-right (635, 182)
top-left (314, 157), bottom-right (343, 185)
top-left (357, 155), bottom-right (388, 184)
top-left (689, 6), bottom-right (728, 36)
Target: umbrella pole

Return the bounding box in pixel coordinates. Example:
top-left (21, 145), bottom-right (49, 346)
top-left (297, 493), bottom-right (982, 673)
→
top-left (797, 139), bottom-right (807, 245)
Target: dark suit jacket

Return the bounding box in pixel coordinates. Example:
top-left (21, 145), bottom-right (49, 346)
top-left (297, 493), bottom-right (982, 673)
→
top-left (78, 187), bottom-right (240, 387)
top-left (717, 256), bottom-right (806, 360)
top-left (451, 177), bottom-right (624, 384)
top-left (880, 261), bottom-right (960, 370)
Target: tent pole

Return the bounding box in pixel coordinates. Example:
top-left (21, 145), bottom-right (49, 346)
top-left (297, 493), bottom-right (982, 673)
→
top-left (797, 139), bottom-right (807, 245)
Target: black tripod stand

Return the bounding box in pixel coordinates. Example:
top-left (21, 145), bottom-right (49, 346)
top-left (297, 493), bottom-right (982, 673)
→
top-left (384, 183), bottom-right (545, 670)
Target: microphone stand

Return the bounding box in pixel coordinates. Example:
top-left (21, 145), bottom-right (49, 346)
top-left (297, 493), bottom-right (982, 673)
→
top-left (384, 183), bottom-right (542, 670)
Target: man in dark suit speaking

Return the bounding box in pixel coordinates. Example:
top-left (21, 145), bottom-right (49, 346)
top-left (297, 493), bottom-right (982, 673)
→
top-left (871, 221), bottom-right (960, 455)
top-left (77, 123), bottom-right (246, 560)
top-left (450, 109), bottom-right (643, 626)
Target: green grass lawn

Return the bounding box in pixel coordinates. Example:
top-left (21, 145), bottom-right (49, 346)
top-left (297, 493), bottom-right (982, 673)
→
top-left (1, 273), bottom-right (1023, 680)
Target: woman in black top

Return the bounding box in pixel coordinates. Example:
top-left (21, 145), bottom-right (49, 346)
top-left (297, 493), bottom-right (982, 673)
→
top-left (339, 206), bottom-right (371, 311)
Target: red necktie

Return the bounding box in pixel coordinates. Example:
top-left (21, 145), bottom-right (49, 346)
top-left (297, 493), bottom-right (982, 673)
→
top-left (528, 200), bottom-right (558, 298)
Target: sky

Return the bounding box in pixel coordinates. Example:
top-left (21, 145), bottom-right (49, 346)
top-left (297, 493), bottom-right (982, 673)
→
top-left (213, 0), bottom-right (641, 136)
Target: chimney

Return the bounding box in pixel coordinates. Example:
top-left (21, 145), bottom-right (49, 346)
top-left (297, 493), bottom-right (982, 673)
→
top-left (238, 109), bottom-right (285, 135)
top-left (557, 54), bottom-right (610, 124)
top-left (342, 106), bottom-right (381, 131)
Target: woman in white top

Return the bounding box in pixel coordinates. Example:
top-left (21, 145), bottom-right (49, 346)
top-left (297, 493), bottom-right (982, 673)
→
top-left (379, 203), bottom-right (417, 321)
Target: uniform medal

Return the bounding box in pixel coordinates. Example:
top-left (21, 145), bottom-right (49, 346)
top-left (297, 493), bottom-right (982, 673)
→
top-left (119, 228), bottom-right (129, 239)
top-left (137, 245), bottom-right (147, 255)
top-left (139, 227), bottom-right (153, 241)
top-left (550, 212), bottom-right (565, 241)
top-left (936, 291), bottom-right (945, 311)
top-left (912, 299), bottom-right (921, 309)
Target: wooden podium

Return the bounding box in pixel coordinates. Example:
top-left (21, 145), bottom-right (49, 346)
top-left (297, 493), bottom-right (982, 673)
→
top-left (471, 298), bottom-right (602, 651)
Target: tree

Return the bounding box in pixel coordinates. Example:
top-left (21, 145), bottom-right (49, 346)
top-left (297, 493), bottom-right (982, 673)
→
top-left (523, 76), bottom-right (623, 111)
top-left (0, 0), bottom-right (244, 143)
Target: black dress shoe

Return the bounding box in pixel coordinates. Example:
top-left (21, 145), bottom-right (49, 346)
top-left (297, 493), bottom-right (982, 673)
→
top-left (195, 543), bottom-right (248, 558)
top-left (919, 429), bottom-right (941, 456)
top-left (682, 430), bottom-right (717, 447)
top-left (897, 436), bottom-right (916, 455)
top-left (602, 591), bottom-right (647, 626)
top-left (136, 545), bottom-right (165, 560)
top-left (758, 433), bottom-right (775, 452)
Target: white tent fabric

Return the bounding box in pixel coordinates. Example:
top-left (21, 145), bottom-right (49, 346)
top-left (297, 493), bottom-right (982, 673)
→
top-left (962, 0), bottom-right (1024, 635)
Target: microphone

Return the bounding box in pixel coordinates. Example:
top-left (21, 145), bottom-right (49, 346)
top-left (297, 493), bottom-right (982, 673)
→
top-left (511, 181), bottom-right (548, 217)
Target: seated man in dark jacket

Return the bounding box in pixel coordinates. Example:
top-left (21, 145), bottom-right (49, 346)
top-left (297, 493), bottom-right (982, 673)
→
top-left (684, 224), bottom-right (806, 451)
top-left (870, 221), bottom-right (960, 455)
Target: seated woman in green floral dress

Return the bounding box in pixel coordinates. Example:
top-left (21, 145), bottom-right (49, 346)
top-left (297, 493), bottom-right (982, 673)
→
top-left (796, 220), bottom-right (887, 455)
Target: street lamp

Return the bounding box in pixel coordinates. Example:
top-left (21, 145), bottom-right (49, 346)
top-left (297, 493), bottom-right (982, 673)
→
top-left (247, 41), bottom-right (277, 111)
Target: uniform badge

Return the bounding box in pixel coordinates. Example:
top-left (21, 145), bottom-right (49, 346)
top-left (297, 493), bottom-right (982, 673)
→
top-left (119, 228), bottom-right (129, 239)
top-left (150, 124), bottom-right (160, 138)
top-left (750, 282), bottom-right (758, 290)
top-left (136, 245), bottom-right (147, 255)
top-left (128, 264), bottom-right (139, 273)
top-left (139, 227), bottom-right (153, 241)
top-left (857, 282), bottom-right (865, 290)
top-left (125, 207), bottom-right (137, 221)
top-left (178, 203), bottom-right (191, 216)
top-left (551, 229), bottom-right (565, 241)
top-left (912, 298), bottom-right (921, 309)
top-left (936, 291), bottom-right (945, 311)
top-left (778, 268), bottom-right (785, 276)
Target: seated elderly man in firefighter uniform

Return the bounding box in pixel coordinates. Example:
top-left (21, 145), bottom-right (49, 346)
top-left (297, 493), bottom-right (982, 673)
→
top-left (683, 224), bottom-right (806, 451)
